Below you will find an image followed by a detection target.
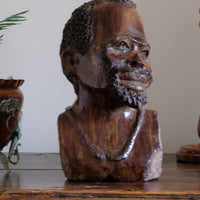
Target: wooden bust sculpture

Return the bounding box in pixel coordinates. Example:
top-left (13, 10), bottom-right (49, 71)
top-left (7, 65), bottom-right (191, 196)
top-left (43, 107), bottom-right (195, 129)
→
top-left (58, 0), bottom-right (163, 181)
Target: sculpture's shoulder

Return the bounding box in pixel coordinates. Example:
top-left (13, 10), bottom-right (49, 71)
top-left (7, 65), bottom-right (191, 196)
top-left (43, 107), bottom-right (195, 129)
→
top-left (58, 107), bottom-right (74, 140)
top-left (58, 107), bottom-right (72, 124)
top-left (143, 108), bottom-right (158, 118)
top-left (139, 108), bottom-right (162, 181)
top-left (140, 108), bottom-right (159, 132)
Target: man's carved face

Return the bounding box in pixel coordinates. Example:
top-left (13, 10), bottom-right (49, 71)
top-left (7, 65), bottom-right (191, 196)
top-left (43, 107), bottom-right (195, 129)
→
top-left (76, 3), bottom-right (152, 108)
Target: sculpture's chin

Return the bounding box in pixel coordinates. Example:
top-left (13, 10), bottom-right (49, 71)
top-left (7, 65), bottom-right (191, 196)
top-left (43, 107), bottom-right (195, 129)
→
top-left (118, 70), bottom-right (151, 93)
top-left (114, 85), bottom-right (147, 108)
top-left (105, 65), bottom-right (150, 109)
top-left (106, 78), bottom-right (147, 108)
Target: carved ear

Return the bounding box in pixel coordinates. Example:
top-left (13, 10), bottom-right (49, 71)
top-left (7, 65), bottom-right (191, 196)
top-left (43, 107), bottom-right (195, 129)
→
top-left (60, 49), bottom-right (79, 76)
top-left (60, 49), bottom-right (80, 95)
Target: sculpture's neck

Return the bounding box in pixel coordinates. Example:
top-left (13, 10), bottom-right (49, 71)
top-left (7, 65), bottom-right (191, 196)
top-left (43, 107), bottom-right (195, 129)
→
top-left (71, 83), bottom-right (139, 135)
top-left (69, 83), bottom-right (143, 160)
top-left (73, 82), bottom-right (136, 114)
top-left (68, 82), bottom-right (143, 161)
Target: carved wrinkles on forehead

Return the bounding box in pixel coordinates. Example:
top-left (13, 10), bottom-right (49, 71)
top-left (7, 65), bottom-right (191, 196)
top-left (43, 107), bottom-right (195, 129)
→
top-left (127, 27), bottom-right (145, 39)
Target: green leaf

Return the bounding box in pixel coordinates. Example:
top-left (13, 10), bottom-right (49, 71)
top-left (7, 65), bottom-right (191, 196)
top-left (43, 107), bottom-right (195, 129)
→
top-left (0, 152), bottom-right (10, 171)
top-left (3, 17), bottom-right (26, 22)
top-left (0, 35), bottom-right (3, 43)
top-left (13, 10), bottom-right (29, 16)
top-left (2, 19), bottom-right (26, 22)
top-left (0, 23), bottom-right (19, 26)
top-left (0, 10), bottom-right (29, 44)
top-left (0, 10), bottom-right (29, 30)
top-left (1, 11), bottom-right (29, 22)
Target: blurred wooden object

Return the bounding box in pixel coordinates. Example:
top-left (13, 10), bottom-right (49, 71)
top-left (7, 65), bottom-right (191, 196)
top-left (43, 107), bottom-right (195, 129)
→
top-left (198, 116), bottom-right (200, 138)
top-left (176, 116), bottom-right (200, 163)
top-left (1, 153), bottom-right (200, 199)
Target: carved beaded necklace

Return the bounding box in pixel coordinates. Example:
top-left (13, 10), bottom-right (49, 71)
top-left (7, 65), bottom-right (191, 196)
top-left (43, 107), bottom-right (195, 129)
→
top-left (68, 108), bottom-right (145, 161)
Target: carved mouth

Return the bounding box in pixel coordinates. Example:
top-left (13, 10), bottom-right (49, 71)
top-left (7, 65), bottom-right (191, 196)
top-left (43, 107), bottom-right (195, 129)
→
top-left (118, 72), bottom-right (150, 92)
top-left (119, 79), bottom-right (149, 92)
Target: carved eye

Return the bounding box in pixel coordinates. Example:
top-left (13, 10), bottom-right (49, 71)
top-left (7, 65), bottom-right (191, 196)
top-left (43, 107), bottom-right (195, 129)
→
top-left (114, 41), bottom-right (129, 50)
top-left (141, 49), bottom-right (149, 57)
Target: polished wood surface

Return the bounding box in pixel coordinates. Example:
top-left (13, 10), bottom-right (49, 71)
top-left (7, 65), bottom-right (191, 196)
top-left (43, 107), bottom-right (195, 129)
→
top-left (59, 0), bottom-right (162, 182)
top-left (0, 154), bottom-right (200, 199)
top-left (176, 116), bottom-right (200, 163)
top-left (59, 108), bottom-right (162, 182)
top-left (177, 144), bottom-right (200, 163)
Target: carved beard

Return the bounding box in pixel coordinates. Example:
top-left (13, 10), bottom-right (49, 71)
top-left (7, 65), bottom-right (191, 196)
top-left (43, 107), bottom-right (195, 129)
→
top-left (105, 63), bottom-right (153, 109)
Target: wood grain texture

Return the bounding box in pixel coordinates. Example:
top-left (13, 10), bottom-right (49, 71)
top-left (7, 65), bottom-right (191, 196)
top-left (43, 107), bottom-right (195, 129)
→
top-left (59, 0), bottom-right (162, 182)
top-left (1, 191), bottom-right (200, 200)
top-left (177, 144), bottom-right (200, 163)
top-left (0, 154), bottom-right (200, 199)
top-left (58, 108), bottom-right (162, 181)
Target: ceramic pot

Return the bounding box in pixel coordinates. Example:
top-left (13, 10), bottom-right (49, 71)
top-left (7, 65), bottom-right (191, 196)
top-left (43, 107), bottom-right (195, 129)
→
top-left (0, 79), bottom-right (24, 150)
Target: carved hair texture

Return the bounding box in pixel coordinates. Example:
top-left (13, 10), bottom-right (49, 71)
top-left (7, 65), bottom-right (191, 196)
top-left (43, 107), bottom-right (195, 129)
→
top-left (60, 0), bottom-right (136, 55)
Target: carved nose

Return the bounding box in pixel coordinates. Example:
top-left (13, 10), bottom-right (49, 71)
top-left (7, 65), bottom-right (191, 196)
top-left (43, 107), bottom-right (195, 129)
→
top-left (126, 46), bottom-right (143, 69)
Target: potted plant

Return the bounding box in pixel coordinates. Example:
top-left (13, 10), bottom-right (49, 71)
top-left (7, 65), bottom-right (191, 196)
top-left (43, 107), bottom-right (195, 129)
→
top-left (0, 11), bottom-right (28, 171)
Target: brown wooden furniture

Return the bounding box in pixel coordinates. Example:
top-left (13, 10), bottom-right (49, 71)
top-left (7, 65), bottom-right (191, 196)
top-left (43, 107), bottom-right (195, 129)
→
top-left (0, 153), bottom-right (200, 199)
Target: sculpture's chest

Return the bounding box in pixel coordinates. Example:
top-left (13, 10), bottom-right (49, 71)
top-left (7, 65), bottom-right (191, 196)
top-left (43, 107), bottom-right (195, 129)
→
top-left (59, 109), bottom-right (161, 181)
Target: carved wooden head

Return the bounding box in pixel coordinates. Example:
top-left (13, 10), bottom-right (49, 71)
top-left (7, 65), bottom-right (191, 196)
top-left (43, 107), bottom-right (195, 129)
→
top-left (60, 0), bottom-right (152, 108)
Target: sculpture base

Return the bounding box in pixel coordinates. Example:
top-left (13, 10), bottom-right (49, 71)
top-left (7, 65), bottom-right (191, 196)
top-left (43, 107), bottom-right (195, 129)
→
top-left (176, 144), bottom-right (200, 163)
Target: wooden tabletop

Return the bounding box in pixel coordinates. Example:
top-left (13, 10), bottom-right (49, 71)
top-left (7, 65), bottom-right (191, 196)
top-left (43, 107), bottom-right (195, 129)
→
top-left (0, 153), bottom-right (200, 199)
